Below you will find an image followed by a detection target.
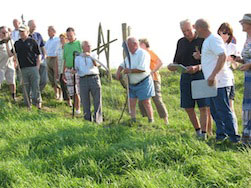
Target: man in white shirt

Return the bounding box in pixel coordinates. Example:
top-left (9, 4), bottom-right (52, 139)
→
top-left (11, 19), bottom-right (20, 42)
top-left (0, 26), bottom-right (16, 101)
top-left (116, 37), bottom-right (155, 123)
top-left (45, 26), bottom-right (61, 99)
top-left (75, 41), bottom-right (103, 123)
top-left (194, 19), bottom-right (240, 143)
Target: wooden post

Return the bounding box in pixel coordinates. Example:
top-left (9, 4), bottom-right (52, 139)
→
top-left (106, 30), bottom-right (112, 81)
top-left (122, 23), bottom-right (128, 59)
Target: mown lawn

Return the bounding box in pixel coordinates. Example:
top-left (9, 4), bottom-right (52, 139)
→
top-left (0, 69), bottom-right (250, 188)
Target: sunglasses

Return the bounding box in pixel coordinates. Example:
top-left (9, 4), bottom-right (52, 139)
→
top-left (222, 32), bottom-right (230, 35)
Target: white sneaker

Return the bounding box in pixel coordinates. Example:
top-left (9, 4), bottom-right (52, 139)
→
top-left (75, 110), bottom-right (81, 115)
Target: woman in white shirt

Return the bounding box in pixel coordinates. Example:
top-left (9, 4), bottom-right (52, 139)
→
top-left (217, 22), bottom-right (238, 130)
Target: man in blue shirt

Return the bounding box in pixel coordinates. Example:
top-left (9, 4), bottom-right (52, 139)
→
top-left (28, 20), bottom-right (47, 93)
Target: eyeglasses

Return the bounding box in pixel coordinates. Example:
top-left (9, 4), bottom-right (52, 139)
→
top-left (222, 32), bottom-right (230, 35)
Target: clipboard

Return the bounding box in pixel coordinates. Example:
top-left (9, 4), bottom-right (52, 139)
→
top-left (191, 79), bottom-right (217, 99)
top-left (169, 63), bottom-right (187, 73)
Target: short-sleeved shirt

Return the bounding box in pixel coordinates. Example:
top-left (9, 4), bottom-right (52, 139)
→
top-left (29, 32), bottom-right (45, 59)
top-left (75, 53), bottom-right (99, 77)
top-left (14, 38), bottom-right (40, 68)
top-left (63, 40), bottom-right (82, 68)
top-left (11, 30), bottom-right (20, 42)
top-left (173, 37), bottom-right (204, 66)
top-left (0, 40), bottom-right (14, 69)
top-left (120, 48), bottom-right (151, 84)
top-left (147, 49), bottom-right (161, 82)
top-left (201, 34), bottom-right (232, 88)
top-left (45, 36), bottom-right (60, 57)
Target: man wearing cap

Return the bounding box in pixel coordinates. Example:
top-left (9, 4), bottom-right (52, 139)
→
top-left (9, 24), bottom-right (42, 109)
top-left (28, 20), bottom-right (47, 93)
top-left (0, 26), bottom-right (16, 101)
top-left (116, 37), bottom-right (155, 123)
top-left (194, 19), bottom-right (240, 143)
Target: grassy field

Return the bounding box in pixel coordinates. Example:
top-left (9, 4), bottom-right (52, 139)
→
top-left (0, 69), bottom-right (250, 188)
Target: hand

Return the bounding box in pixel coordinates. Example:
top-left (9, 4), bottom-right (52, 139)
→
top-left (192, 51), bottom-right (201, 60)
top-left (207, 74), bottom-right (216, 86)
top-left (124, 68), bottom-right (131, 74)
top-left (167, 64), bottom-right (177, 71)
top-left (239, 64), bottom-right (251, 71)
top-left (186, 65), bottom-right (198, 74)
top-left (71, 69), bottom-right (77, 74)
top-left (84, 52), bottom-right (91, 56)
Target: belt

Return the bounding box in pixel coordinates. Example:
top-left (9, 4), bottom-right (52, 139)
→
top-left (80, 74), bottom-right (97, 78)
top-left (130, 75), bottom-right (149, 86)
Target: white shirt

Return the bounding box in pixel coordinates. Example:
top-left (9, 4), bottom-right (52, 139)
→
top-left (45, 36), bottom-right (60, 57)
top-left (225, 42), bottom-right (238, 84)
top-left (56, 44), bottom-right (64, 74)
top-left (0, 40), bottom-right (14, 69)
top-left (75, 53), bottom-right (99, 77)
top-left (11, 30), bottom-right (20, 42)
top-left (120, 48), bottom-right (151, 84)
top-left (201, 34), bottom-right (233, 88)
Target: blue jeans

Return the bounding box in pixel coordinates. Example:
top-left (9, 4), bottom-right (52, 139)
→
top-left (209, 87), bottom-right (240, 142)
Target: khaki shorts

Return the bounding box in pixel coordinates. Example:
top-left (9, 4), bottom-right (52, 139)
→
top-left (0, 60), bottom-right (15, 85)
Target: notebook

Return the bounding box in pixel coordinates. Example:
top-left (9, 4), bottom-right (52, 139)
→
top-left (191, 79), bottom-right (217, 99)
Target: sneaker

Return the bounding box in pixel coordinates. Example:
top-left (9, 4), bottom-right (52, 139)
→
top-left (75, 109), bottom-right (81, 115)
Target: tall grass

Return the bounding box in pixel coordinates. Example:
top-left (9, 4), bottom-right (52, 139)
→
top-left (0, 70), bottom-right (250, 188)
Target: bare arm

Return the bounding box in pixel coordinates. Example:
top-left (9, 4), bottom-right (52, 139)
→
top-left (116, 66), bottom-right (124, 80)
top-left (151, 58), bottom-right (163, 74)
top-left (207, 53), bottom-right (226, 86)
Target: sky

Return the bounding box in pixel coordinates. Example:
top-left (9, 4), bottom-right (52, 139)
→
top-left (1, 0), bottom-right (251, 68)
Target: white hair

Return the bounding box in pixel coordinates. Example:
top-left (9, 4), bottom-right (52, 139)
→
top-left (180, 19), bottom-right (192, 28)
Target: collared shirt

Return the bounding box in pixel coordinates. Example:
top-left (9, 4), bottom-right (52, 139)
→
top-left (75, 53), bottom-right (99, 77)
top-left (29, 32), bottom-right (45, 59)
top-left (120, 48), bottom-right (151, 84)
top-left (173, 37), bottom-right (204, 66)
top-left (14, 38), bottom-right (40, 68)
top-left (201, 34), bottom-right (232, 88)
top-left (63, 40), bottom-right (82, 68)
top-left (0, 40), bottom-right (14, 69)
top-left (147, 49), bottom-right (161, 82)
top-left (45, 36), bottom-right (60, 57)
top-left (11, 29), bottom-right (20, 42)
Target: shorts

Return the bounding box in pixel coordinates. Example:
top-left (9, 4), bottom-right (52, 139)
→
top-left (65, 68), bottom-right (80, 96)
top-left (180, 72), bottom-right (209, 108)
top-left (129, 76), bottom-right (155, 101)
top-left (0, 62), bottom-right (15, 85)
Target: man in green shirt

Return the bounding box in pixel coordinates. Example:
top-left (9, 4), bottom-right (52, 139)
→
top-left (63, 27), bottom-right (82, 114)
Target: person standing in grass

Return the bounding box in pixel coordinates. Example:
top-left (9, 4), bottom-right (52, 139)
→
top-left (45, 26), bottom-right (61, 100)
top-left (217, 22), bottom-right (239, 132)
top-left (168, 19), bottom-right (209, 139)
top-left (74, 41), bottom-right (103, 123)
top-left (10, 24), bottom-right (42, 109)
top-left (56, 33), bottom-right (71, 106)
top-left (194, 19), bottom-right (240, 143)
top-left (235, 14), bottom-right (251, 144)
top-left (138, 38), bottom-right (169, 125)
top-left (62, 27), bottom-right (82, 115)
top-left (0, 26), bottom-right (16, 101)
top-left (28, 20), bottom-right (47, 93)
top-left (116, 37), bottom-right (155, 123)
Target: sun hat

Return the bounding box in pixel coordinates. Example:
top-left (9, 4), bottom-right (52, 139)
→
top-left (239, 14), bottom-right (251, 24)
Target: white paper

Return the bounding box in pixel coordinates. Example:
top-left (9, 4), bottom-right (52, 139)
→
top-left (191, 79), bottom-right (217, 99)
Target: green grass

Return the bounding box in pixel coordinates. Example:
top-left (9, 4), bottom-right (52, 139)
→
top-left (0, 70), bottom-right (250, 188)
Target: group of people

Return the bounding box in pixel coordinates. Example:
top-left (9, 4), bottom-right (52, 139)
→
top-left (0, 13), bottom-right (250, 144)
top-left (167, 15), bottom-right (251, 144)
